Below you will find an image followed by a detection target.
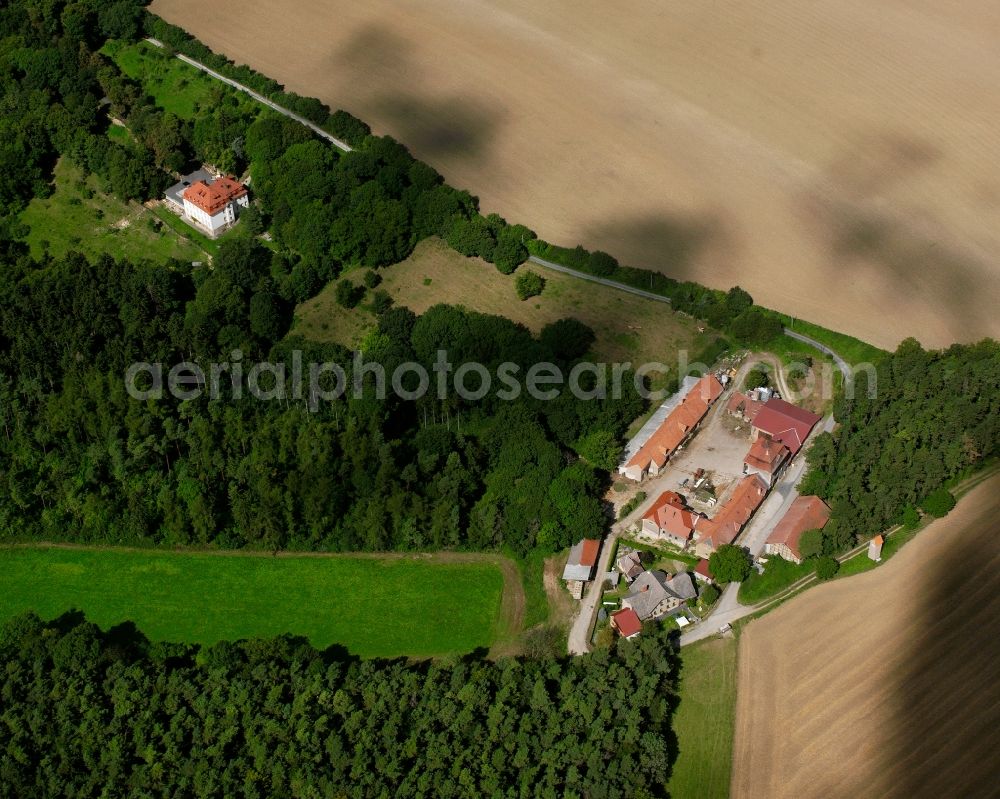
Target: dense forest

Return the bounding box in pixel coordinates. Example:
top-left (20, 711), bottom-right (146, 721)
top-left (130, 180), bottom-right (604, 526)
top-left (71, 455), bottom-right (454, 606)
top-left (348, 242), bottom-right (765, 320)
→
top-left (800, 338), bottom-right (1000, 552)
top-left (0, 612), bottom-right (680, 798)
top-left (0, 238), bottom-right (646, 552)
top-left (0, 0), bottom-right (649, 553)
top-left (2, 0), bottom-right (998, 562)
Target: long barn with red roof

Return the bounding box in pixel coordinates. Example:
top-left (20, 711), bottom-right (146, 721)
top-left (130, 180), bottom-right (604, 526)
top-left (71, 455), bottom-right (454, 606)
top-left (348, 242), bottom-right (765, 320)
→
top-left (619, 374), bottom-right (724, 481)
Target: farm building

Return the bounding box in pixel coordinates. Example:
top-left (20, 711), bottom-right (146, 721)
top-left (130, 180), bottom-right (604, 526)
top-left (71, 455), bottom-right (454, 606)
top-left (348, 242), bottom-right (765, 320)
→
top-left (868, 534), bottom-right (884, 562)
top-left (693, 558), bottom-right (715, 583)
top-left (692, 473), bottom-right (768, 557)
top-left (621, 570), bottom-right (697, 620)
top-left (764, 495), bottom-right (832, 564)
top-left (616, 550), bottom-right (645, 582)
top-left (751, 398), bottom-right (822, 457)
top-left (562, 538), bottom-right (601, 599)
top-left (641, 490), bottom-right (703, 548)
top-left (619, 374), bottom-right (725, 481)
top-left (619, 375), bottom-right (699, 468)
top-left (165, 169), bottom-right (249, 236)
top-left (610, 607), bottom-right (642, 640)
top-left (727, 389), bottom-right (767, 424)
top-left (743, 435), bottom-right (791, 486)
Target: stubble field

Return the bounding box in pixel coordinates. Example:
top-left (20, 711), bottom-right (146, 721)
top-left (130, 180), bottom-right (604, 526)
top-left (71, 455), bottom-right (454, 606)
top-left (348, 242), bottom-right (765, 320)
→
top-left (152, 0), bottom-right (1000, 350)
top-left (731, 474), bottom-right (1000, 798)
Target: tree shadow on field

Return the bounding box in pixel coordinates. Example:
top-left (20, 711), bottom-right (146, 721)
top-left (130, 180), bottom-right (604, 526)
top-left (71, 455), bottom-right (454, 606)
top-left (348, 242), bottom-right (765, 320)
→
top-left (803, 131), bottom-right (1000, 344)
top-left (584, 212), bottom-right (730, 283)
top-left (885, 486), bottom-right (1000, 797)
top-left (820, 203), bottom-right (995, 345)
top-left (327, 24), bottom-right (507, 164)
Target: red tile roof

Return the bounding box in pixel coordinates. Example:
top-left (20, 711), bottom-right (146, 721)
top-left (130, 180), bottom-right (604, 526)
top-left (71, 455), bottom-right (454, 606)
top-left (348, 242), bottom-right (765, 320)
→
top-left (183, 176), bottom-right (247, 215)
top-left (611, 607), bottom-right (642, 638)
top-left (694, 558), bottom-right (714, 579)
top-left (643, 491), bottom-right (702, 541)
top-left (627, 375), bottom-right (724, 471)
top-left (744, 436), bottom-right (790, 474)
top-left (697, 474), bottom-right (768, 549)
top-left (766, 495), bottom-right (831, 560)
top-left (579, 538), bottom-right (600, 567)
top-left (752, 399), bottom-right (821, 456)
top-left (727, 392), bottom-right (765, 423)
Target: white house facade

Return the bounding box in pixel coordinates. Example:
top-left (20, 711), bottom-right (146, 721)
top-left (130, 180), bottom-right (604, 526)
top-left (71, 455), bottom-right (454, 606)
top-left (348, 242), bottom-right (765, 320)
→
top-left (164, 170), bottom-right (249, 237)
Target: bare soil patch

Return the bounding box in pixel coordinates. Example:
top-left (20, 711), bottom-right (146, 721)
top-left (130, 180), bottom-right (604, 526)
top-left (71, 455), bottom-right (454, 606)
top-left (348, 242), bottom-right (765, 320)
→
top-left (153, 0), bottom-right (1000, 349)
top-left (732, 474), bottom-right (1000, 798)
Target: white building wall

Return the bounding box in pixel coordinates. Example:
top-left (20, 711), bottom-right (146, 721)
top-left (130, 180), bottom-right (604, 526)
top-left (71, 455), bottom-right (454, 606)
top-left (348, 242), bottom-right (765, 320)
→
top-left (182, 198), bottom-right (239, 234)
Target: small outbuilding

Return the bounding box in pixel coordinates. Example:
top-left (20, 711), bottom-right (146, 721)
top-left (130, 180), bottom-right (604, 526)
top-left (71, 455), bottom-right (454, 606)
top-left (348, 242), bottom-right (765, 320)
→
top-left (610, 607), bottom-right (642, 640)
top-left (616, 550), bottom-right (645, 582)
top-left (693, 558), bottom-right (715, 583)
top-left (562, 538), bottom-right (601, 599)
top-left (868, 535), bottom-right (884, 562)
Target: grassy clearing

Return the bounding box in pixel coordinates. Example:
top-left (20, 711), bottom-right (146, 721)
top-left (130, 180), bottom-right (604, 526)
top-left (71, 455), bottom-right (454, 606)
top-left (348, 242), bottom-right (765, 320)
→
top-left (149, 203), bottom-right (221, 257)
top-left (667, 637), bottom-right (738, 798)
top-left (102, 39), bottom-right (257, 120)
top-left (517, 549), bottom-right (551, 629)
top-left (738, 556), bottom-right (814, 604)
top-left (0, 546), bottom-right (507, 659)
top-left (106, 122), bottom-right (138, 149)
top-left (19, 158), bottom-right (208, 264)
top-left (838, 522), bottom-right (918, 579)
top-left (617, 536), bottom-right (700, 568)
top-left (293, 237), bottom-right (710, 368)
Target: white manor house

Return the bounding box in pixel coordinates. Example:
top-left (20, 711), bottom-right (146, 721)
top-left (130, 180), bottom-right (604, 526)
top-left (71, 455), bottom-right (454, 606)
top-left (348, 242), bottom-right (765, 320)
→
top-left (164, 168), bottom-right (249, 237)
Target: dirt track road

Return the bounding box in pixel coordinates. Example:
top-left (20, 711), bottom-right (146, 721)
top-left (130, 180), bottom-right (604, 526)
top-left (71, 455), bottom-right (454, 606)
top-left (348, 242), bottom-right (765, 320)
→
top-left (731, 474), bottom-right (1000, 798)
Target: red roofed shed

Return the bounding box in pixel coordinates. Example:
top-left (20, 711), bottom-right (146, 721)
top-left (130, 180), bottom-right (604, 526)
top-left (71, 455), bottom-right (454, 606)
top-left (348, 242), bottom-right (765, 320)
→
top-left (610, 607), bottom-right (643, 639)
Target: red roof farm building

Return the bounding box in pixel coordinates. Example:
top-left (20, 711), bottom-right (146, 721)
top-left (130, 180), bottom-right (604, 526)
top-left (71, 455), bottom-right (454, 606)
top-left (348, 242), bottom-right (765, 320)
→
top-left (641, 491), bottom-right (703, 547)
top-left (693, 473), bottom-right (768, 557)
top-left (743, 435), bottom-right (790, 486)
top-left (751, 398), bottom-right (822, 456)
top-left (765, 495), bottom-right (832, 563)
top-left (620, 375), bottom-right (724, 481)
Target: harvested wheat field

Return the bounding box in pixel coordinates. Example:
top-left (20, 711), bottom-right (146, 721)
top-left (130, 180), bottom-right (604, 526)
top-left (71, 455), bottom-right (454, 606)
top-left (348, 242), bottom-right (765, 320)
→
top-left (153, 0), bottom-right (1000, 350)
top-left (731, 474), bottom-right (1000, 799)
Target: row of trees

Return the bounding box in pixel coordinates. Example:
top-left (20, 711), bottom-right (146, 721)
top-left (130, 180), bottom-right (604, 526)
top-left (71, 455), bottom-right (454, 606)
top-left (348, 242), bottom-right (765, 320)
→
top-left (0, 612), bottom-right (681, 798)
top-left (143, 15), bottom-right (372, 148)
top-left (526, 239), bottom-right (771, 342)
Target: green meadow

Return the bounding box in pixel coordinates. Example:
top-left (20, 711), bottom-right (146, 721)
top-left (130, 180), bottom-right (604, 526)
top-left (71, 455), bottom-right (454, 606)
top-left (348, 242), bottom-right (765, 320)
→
top-left (0, 547), bottom-right (506, 658)
top-left (19, 157), bottom-right (209, 264)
